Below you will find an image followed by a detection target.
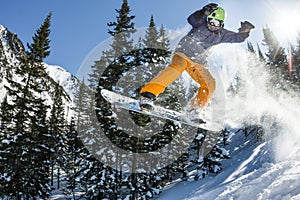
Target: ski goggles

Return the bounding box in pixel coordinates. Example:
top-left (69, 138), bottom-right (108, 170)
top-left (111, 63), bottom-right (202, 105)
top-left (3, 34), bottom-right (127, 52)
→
top-left (207, 17), bottom-right (224, 27)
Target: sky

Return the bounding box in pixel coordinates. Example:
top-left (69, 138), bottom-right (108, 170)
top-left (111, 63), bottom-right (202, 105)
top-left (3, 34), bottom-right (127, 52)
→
top-left (1, 0), bottom-right (300, 75)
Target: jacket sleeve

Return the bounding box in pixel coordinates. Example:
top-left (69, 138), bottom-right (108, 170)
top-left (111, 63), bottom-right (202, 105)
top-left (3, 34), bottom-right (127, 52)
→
top-left (220, 29), bottom-right (249, 43)
top-left (187, 9), bottom-right (207, 28)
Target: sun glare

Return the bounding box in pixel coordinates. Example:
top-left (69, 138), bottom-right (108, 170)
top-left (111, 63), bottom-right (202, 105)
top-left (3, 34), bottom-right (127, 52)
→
top-left (276, 10), bottom-right (300, 40)
top-left (267, 2), bottom-right (300, 42)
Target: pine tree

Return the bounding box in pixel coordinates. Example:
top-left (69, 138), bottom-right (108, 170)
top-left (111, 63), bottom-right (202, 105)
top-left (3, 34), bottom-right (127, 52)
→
top-left (0, 12), bottom-right (53, 199)
top-left (92, 2), bottom-right (194, 199)
top-left (27, 12), bottom-right (51, 62)
top-left (91, 1), bottom-right (138, 198)
top-left (262, 26), bottom-right (287, 68)
top-left (158, 24), bottom-right (170, 51)
top-left (62, 119), bottom-right (77, 199)
top-left (143, 15), bottom-right (160, 49)
top-left (73, 79), bottom-right (90, 133)
top-left (48, 83), bottom-right (66, 188)
top-left (72, 77), bottom-right (115, 198)
top-left (105, 0), bottom-right (135, 59)
top-left (0, 95), bottom-right (14, 198)
top-left (257, 43), bottom-right (265, 62)
top-left (62, 118), bottom-right (89, 199)
top-left (247, 41), bottom-right (255, 53)
top-left (262, 26), bottom-right (288, 88)
top-left (290, 34), bottom-right (300, 88)
top-left (23, 12), bottom-right (53, 198)
top-left (0, 95), bottom-right (13, 130)
top-left (88, 56), bottom-right (108, 90)
top-left (188, 129), bottom-right (230, 181)
top-left (25, 12), bottom-right (53, 198)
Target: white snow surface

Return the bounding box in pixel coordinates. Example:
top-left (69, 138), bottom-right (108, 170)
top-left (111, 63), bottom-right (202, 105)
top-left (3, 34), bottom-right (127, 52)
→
top-left (156, 44), bottom-right (300, 200)
top-left (157, 133), bottom-right (300, 200)
top-left (44, 63), bottom-right (78, 100)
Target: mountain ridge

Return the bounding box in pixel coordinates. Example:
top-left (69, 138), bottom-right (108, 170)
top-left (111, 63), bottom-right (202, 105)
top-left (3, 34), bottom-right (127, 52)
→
top-left (0, 24), bottom-right (78, 119)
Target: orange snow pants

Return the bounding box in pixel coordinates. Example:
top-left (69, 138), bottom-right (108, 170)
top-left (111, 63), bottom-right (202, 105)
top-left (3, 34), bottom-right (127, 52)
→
top-left (140, 52), bottom-right (216, 108)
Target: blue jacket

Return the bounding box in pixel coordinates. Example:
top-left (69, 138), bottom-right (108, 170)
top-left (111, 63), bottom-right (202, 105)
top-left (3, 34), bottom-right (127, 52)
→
top-left (175, 9), bottom-right (248, 64)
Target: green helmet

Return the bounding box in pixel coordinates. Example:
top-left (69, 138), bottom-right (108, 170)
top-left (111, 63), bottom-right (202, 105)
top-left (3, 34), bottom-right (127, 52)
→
top-left (208, 7), bottom-right (226, 22)
top-left (207, 7), bottom-right (226, 31)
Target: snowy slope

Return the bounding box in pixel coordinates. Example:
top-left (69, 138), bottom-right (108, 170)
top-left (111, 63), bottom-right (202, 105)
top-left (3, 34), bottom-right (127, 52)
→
top-left (0, 24), bottom-right (24, 101)
top-left (157, 133), bottom-right (300, 200)
top-left (44, 64), bottom-right (79, 121)
top-left (45, 63), bottom-right (79, 100)
top-left (156, 44), bottom-right (300, 200)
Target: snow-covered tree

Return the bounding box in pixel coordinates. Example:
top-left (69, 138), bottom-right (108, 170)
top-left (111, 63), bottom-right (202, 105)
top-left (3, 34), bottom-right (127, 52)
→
top-left (48, 83), bottom-right (66, 188)
top-left (262, 26), bottom-right (289, 89)
top-left (0, 12), bottom-right (53, 199)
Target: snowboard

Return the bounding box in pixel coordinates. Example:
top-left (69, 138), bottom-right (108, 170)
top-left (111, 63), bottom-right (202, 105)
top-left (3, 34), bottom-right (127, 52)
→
top-left (101, 89), bottom-right (211, 130)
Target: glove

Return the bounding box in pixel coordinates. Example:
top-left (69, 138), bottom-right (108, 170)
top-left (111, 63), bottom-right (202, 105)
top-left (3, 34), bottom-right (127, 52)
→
top-left (203, 3), bottom-right (218, 15)
top-left (238, 21), bottom-right (255, 33)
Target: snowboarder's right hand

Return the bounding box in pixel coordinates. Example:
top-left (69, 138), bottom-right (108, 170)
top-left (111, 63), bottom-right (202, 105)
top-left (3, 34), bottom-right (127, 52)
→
top-left (203, 3), bottom-right (218, 15)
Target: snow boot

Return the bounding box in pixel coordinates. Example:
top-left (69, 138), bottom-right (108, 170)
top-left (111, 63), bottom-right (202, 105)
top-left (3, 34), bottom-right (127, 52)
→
top-left (140, 92), bottom-right (156, 111)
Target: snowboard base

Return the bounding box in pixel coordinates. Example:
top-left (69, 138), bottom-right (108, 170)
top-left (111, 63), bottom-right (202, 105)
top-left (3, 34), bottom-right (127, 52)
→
top-left (101, 89), bottom-right (213, 130)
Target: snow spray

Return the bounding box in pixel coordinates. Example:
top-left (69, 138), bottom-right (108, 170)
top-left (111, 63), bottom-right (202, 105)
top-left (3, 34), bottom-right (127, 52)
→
top-left (205, 44), bottom-right (300, 162)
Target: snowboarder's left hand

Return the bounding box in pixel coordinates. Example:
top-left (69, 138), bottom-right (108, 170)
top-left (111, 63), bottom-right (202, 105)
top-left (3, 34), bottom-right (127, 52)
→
top-left (238, 21), bottom-right (255, 33)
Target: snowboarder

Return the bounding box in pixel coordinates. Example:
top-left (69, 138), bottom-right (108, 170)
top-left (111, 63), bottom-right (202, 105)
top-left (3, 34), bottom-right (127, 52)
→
top-left (139, 3), bottom-right (255, 111)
